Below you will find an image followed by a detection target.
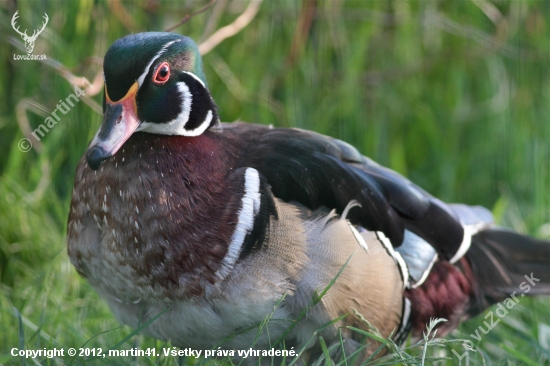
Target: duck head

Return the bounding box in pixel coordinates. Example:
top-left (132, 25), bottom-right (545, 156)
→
top-left (86, 32), bottom-right (219, 170)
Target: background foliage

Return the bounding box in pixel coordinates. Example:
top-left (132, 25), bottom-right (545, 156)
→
top-left (0, 0), bottom-right (549, 364)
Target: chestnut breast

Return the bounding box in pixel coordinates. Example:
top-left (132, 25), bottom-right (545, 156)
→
top-left (67, 131), bottom-right (244, 300)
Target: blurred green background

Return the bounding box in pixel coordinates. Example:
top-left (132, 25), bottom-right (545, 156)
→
top-left (0, 0), bottom-right (549, 364)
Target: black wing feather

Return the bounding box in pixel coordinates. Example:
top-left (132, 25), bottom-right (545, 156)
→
top-left (222, 123), bottom-right (466, 259)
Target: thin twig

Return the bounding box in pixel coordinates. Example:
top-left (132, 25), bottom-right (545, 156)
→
top-left (198, 0), bottom-right (263, 55)
top-left (165, 0), bottom-right (217, 32)
top-left (287, 0), bottom-right (316, 66)
top-left (471, 0), bottom-right (503, 25)
top-left (200, 0), bottom-right (229, 42)
top-left (16, 99), bottom-right (49, 153)
top-left (107, 0), bottom-right (137, 32)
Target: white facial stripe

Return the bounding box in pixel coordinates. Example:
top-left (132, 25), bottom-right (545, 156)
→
top-left (178, 82), bottom-right (193, 127)
top-left (137, 82), bottom-right (214, 137)
top-left (182, 71), bottom-right (206, 88)
top-left (183, 110), bottom-right (212, 137)
top-left (137, 82), bottom-right (192, 135)
top-left (216, 168), bottom-right (261, 280)
top-left (136, 40), bottom-right (180, 87)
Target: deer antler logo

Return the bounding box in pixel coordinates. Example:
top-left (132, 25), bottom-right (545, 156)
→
top-left (11, 11), bottom-right (49, 54)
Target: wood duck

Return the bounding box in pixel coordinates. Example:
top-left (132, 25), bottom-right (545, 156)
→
top-left (67, 32), bottom-right (550, 362)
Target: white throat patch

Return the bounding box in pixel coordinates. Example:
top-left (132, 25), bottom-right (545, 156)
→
top-left (136, 80), bottom-right (213, 136)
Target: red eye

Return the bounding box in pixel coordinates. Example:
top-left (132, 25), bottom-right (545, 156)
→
top-left (153, 62), bottom-right (170, 84)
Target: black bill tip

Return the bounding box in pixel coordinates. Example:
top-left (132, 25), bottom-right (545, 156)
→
top-left (86, 146), bottom-right (110, 170)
